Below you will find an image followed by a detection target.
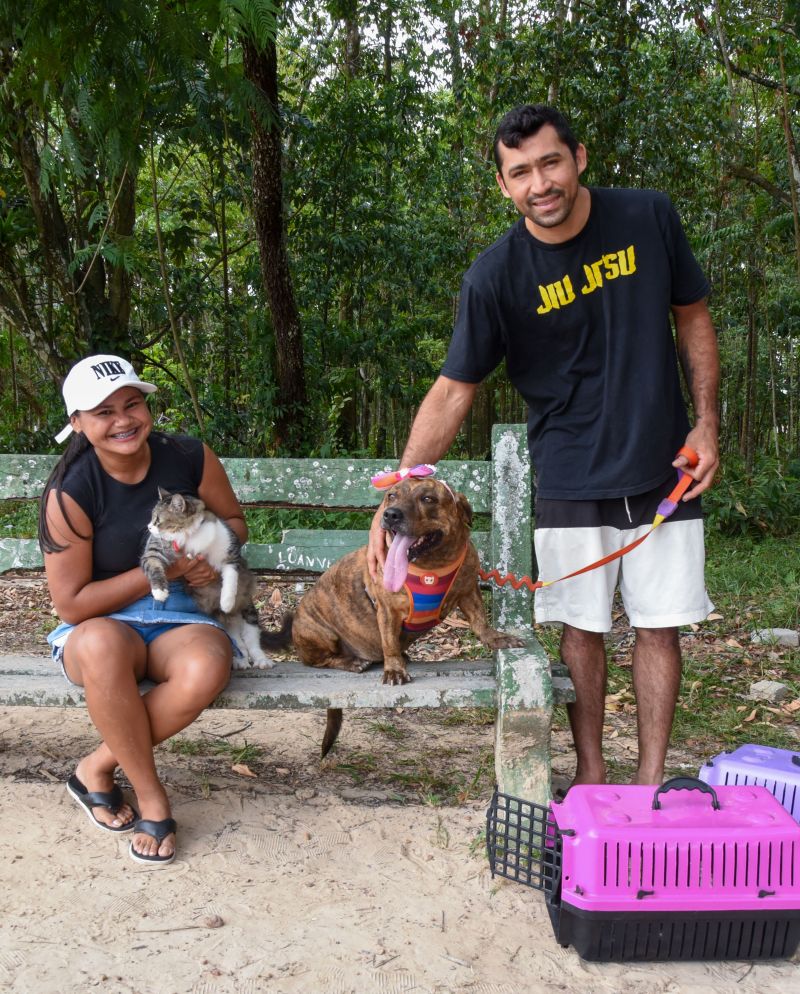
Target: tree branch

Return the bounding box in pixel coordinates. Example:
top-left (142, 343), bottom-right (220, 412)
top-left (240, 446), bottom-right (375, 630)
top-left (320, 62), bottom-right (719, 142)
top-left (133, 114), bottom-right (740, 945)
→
top-left (728, 163), bottom-right (792, 208)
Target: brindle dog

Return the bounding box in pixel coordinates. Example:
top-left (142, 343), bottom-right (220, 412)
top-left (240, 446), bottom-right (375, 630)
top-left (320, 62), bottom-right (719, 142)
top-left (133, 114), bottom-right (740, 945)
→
top-left (263, 477), bottom-right (524, 754)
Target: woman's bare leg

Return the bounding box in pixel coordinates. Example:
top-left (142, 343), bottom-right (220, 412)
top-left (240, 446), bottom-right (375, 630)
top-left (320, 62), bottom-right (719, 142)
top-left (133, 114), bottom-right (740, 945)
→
top-left (63, 619), bottom-right (231, 858)
top-left (63, 619), bottom-right (147, 830)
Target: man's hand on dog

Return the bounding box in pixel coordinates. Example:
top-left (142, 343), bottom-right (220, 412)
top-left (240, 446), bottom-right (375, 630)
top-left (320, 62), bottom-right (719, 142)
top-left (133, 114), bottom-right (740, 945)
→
top-left (367, 507), bottom-right (388, 581)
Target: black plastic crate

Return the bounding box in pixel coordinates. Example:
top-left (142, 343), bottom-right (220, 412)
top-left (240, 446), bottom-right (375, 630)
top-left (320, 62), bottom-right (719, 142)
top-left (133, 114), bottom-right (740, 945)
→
top-left (546, 901), bottom-right (800, 962)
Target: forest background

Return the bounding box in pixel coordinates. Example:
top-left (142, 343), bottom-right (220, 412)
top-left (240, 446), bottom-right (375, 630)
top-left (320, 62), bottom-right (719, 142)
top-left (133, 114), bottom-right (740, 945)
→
top-left (0, 0), bottom-right (799, 538)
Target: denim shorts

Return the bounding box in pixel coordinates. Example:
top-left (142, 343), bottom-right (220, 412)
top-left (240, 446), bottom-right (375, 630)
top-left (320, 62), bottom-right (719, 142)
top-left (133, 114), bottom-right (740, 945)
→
top-left (48, 582), bottom-right (231, 686)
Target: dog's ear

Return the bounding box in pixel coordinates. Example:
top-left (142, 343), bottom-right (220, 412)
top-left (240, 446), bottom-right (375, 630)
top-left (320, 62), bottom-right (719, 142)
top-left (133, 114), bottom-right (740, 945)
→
top-left (456, 492), bottom-right (473, 528)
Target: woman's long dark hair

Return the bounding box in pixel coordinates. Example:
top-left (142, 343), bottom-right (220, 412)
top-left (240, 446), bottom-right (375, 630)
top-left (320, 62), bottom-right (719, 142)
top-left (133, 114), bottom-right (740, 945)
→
top-left (38, 432), bottom-right (92, 553)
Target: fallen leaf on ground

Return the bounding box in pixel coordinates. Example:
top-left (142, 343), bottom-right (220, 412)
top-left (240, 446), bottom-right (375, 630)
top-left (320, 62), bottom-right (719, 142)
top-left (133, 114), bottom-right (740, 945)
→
top-left (743, 708), bottom-right (758, 722)
top-left (270, 587), bottom-right (283, 606)
top-left (231, 763), bottom-right (257, 777)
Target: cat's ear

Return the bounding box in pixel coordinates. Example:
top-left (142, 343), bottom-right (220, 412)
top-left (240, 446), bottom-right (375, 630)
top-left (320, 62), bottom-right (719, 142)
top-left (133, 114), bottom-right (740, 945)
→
top-left (157, 486), bottom-right (171, 501)
top-left (169, 493), bottom-right (187, 513)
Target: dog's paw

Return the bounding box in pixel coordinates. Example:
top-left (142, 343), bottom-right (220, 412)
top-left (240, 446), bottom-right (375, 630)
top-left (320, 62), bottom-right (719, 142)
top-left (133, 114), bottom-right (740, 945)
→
top-left (381, 669), bottom-right (412, 686)
top-left (483, 631), bottom-right (527, 650)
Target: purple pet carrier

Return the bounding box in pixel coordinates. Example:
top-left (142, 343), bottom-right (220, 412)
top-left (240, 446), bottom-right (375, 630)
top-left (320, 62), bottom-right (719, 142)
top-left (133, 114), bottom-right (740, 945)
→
top-left (699, 744), bottom-right (800, 822)
top-left (486, 778), bottom-right (800, 961)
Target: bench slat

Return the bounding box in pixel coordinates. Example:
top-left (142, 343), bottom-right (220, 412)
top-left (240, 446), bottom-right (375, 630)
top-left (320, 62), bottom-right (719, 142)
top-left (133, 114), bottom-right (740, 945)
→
top-left (0, 538), bottom-right (41, 572)
top-left (0, 455), bottom-right (56, 498)
top-left (246, 530), bottom-right (490, 573)
top-left (0, 454), bottom-right (494, 511)
top-left (0, 531), bottom-right (492, 575)
top-left (0, 655), bottom-right (573, 709)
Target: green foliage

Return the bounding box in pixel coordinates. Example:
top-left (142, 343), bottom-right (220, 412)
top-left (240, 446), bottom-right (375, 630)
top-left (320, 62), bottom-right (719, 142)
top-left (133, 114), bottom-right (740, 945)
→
top-left (0, 0), bottom-right (798, 471)
top-left (243, 507), bottom-right (374, 543)
top-left (704, 456), bottom-right (800, 537)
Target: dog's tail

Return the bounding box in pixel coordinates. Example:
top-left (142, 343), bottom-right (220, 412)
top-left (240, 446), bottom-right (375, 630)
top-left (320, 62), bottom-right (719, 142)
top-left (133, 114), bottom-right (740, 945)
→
top-left (259, 612), bottom-right (294, 651)
top-left (321, 708), bottom-right (343, 759)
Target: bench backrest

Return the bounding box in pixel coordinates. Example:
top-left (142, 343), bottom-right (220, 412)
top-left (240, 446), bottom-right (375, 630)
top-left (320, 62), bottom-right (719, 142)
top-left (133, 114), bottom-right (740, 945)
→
top-left (0, 424), bottom-right (533, 632)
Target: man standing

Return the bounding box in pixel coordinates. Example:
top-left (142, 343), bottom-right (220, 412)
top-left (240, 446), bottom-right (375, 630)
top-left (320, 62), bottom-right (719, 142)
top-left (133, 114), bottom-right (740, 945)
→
top-left (368, 104), bottom-right (719, 787)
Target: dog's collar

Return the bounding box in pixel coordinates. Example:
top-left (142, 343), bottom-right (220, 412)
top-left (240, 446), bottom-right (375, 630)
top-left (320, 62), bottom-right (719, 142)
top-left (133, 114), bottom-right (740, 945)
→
top-left (401, 545), bottom-right (468, 633)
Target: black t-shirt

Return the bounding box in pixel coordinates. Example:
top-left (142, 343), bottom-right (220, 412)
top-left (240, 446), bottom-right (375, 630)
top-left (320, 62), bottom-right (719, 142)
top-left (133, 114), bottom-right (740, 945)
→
top-left (60, 432), bottom-right (205, 580)
top-left (441, 188), bottom-right (710, 499)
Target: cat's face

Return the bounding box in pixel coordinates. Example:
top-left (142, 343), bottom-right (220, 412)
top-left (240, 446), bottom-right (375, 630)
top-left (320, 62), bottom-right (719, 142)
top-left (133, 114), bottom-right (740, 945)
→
top-left (148, 488), bottom-right (205, 538)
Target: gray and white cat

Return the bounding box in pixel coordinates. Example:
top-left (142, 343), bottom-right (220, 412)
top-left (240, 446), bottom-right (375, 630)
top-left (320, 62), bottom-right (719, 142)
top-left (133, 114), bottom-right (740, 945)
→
top-left (141, 488), bottom-right (274, 669)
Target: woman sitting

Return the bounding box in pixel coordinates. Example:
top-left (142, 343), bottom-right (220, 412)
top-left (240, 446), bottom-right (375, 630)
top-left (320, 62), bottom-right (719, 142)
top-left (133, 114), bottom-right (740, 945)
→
top-left (40, 354), bottom-right (245, 867)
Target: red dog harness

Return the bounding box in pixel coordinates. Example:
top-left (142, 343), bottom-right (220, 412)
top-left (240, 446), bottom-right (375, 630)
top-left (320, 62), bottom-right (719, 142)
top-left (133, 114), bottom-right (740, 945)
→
top-left (401, 547), bottom-right (468, 633)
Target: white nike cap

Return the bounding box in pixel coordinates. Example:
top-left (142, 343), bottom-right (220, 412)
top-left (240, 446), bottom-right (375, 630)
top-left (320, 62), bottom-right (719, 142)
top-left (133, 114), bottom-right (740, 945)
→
top-left (55, 354), bottom-right (157, 444)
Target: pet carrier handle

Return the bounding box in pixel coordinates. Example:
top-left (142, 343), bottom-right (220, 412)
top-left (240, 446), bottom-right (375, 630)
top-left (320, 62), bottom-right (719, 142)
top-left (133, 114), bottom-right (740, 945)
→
top-left (651, 777), bottom-right (721, 810)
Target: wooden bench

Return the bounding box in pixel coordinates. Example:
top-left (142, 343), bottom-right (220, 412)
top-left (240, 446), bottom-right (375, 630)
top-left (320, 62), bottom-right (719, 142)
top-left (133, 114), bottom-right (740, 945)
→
top-left (0, 424), bottom-right (573, 803)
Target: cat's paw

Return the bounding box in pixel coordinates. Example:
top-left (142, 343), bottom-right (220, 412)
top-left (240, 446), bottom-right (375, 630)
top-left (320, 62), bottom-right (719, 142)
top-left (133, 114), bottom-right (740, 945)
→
top-left (151, 588), bottom-right (169, 602)
top-left (231, 653), bottom-right (252, 670)
top-left (219, 593), bottom-right (236, 614)
top-left (250, 652), bottom-right (276, 670)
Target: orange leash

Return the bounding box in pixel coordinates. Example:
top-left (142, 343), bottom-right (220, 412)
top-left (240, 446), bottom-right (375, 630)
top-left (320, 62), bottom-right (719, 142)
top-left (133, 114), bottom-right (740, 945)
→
top-left (478, 446), bottom-right (699, 593)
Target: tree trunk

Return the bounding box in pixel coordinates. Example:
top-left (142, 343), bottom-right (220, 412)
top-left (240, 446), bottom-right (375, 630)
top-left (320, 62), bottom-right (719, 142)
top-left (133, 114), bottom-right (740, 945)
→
top-left (242, 35), bottom-right (307, 450)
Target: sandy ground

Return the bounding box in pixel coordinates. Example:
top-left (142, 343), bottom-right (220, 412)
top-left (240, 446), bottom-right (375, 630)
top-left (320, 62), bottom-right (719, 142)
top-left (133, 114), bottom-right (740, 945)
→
top-left (2, 704), bottom-right (799, 994)
top-left (1, 576), bottom-right (799, 993)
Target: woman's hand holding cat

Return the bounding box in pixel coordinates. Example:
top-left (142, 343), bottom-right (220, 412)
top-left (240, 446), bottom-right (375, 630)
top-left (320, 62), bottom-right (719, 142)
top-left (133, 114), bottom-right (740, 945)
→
top-left (167, 554), bottom-right (219, 587)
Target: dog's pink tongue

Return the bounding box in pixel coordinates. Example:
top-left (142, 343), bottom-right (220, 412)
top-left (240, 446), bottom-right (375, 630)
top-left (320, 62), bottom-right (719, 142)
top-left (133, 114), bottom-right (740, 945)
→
top-left (383, 533), bottom-right (414, 592)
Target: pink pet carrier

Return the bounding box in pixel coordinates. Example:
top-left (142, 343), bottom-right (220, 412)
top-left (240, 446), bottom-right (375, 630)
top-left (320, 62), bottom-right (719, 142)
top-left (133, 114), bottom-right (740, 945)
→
top-left (699, 744), bottom-right (800, 822)
top-left (486, 777), bottom-right (800, 961)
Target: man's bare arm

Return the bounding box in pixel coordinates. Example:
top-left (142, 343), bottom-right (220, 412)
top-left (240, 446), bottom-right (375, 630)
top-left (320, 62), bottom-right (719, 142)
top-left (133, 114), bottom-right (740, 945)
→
top-left (399, 376), bottom-right (479, 467)
top-left (367, 376), bottom-right (479, 578)
top-left (672, 298), bottom-right (720, 498)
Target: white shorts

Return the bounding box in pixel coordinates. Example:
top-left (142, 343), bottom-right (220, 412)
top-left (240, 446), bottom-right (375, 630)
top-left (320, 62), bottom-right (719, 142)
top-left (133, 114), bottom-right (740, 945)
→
top-left (533, 485), bottom-right (714, 633)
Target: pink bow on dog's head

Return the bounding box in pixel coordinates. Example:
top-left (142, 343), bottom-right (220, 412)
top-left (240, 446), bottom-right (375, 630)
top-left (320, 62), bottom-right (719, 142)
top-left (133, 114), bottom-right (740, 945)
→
top-left (371, 464), bottom-right (436, 490)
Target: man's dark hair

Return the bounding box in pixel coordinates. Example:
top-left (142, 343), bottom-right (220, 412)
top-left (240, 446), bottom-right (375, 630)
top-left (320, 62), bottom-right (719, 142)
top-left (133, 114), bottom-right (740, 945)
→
top-left (493, 104), bottom-right (580, 171)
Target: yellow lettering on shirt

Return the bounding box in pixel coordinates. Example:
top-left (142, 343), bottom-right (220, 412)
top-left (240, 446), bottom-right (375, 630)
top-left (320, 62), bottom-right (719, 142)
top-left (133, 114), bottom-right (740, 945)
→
top-left (581, 261), bottom-right (604, 295)
top-left (619, 244), bottom-right (636, 276)
top-left (537, 275), bottom-right (576, 314)
top-left (574, 244), bottom-right (637, 298)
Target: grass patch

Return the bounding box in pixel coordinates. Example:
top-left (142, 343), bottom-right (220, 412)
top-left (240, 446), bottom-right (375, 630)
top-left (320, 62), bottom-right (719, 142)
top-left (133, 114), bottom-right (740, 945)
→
top-left (0, 500), bottom-right (38, 538)
top-left (332, 743), bottom-right (494, 805)
top-left (244, 508), bottom-right (490, 543)
top-left (440, 707), bottom-right (496, 727)
top-left (705, 531), bottom-right (799, 631)
top-left (367, 720), bottom-right (407, 740)
top-left (165, 736), bottom-right (264, 765)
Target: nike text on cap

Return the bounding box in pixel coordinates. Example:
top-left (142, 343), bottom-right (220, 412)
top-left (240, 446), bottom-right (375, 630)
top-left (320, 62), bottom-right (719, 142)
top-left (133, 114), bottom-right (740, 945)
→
top-left (55, 354), bottom-right (158, 444)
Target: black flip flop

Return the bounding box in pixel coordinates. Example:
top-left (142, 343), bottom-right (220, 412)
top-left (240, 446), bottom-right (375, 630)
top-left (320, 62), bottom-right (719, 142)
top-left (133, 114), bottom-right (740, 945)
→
top-left (66, 774), bottom-right (138, 833)
top-left (129, 818), bottom-right (178, 867)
